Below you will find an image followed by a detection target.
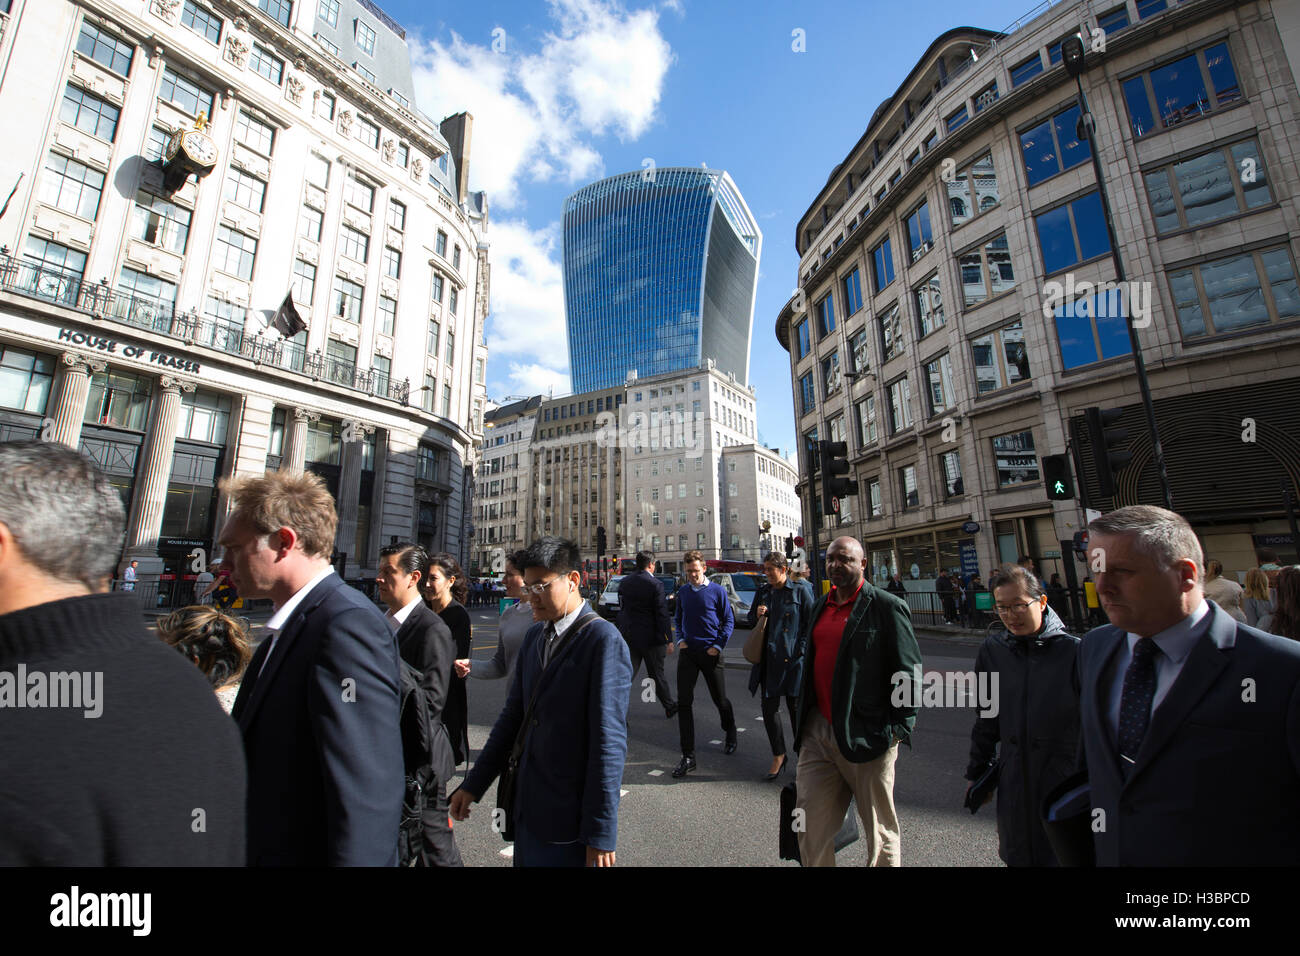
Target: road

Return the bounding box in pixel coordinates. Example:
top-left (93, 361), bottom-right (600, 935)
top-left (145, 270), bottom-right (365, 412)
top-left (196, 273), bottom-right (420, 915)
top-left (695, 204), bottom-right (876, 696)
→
top-left (447, 606), bottom-right (1004, 867)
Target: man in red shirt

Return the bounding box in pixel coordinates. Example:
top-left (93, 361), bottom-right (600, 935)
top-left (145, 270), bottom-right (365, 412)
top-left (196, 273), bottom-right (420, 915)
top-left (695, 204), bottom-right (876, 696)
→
top-left (794, 536), bottom-right (922, 866)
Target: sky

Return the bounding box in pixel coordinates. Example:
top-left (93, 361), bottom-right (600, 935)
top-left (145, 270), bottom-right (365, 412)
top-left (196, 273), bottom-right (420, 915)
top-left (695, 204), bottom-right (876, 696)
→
top-left (383, 0), bottom-right (1048, 459)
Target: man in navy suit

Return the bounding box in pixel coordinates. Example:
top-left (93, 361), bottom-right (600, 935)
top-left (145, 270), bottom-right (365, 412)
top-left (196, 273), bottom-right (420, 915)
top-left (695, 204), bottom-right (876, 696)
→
top-left (223, 471), bottom-right (403, 866)
top-left (1077, 505), bottom-right (1300, 865)
top-left (450, 536), bottom-right (632, 866)
top-left (615, 550), bottom-right (677, 718)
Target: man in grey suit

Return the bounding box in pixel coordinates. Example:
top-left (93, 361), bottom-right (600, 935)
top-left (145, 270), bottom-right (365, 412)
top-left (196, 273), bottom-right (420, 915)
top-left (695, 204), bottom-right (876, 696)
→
top-left (1077, 505), bottom-right (1300, 865)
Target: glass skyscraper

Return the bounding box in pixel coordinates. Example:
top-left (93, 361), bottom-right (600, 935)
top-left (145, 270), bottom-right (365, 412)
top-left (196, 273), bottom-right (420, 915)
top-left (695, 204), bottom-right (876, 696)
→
top-left (563, 168), bottom-right (761, 393)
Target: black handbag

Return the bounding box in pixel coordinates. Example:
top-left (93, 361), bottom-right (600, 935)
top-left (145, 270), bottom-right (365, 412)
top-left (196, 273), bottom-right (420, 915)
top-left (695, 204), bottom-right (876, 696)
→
top-left (496, 612), bottom-right (600, 842)
top-left (778, 780), bottom-right (860, 863)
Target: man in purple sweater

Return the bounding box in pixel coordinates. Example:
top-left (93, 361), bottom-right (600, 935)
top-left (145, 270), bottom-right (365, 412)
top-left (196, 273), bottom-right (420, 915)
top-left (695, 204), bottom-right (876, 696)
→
top-left (671, 551), bottom-right (736, 778)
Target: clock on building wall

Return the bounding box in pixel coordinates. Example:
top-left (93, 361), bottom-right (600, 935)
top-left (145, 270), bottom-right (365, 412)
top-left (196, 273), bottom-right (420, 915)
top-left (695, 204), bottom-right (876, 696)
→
top-left (162, 112), bottom-right (219, 192)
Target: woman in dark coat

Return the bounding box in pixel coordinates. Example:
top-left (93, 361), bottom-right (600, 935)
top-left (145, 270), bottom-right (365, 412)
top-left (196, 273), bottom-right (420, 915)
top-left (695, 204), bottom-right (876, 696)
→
top-left (749, 551), bottom-right (816, 781)
top-left (966, 564), bottom-right (1080, 867)
top-left (425, 553), bottom-right (472, 766)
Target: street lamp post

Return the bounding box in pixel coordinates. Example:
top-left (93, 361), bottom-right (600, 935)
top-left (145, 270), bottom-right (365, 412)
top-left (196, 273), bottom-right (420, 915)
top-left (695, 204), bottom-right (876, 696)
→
top-left (1061, 35), bottom-right (1174, 511)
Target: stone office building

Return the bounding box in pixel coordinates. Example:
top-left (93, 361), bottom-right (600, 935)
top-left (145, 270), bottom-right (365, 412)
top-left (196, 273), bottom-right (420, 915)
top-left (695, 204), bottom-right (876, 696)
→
top-left (0, 0), bottom-right (489, 585)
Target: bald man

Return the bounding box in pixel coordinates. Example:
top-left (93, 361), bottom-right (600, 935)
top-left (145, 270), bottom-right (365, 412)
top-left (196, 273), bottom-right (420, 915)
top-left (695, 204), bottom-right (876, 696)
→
top-left (793, 536), bottom-right (922, 866)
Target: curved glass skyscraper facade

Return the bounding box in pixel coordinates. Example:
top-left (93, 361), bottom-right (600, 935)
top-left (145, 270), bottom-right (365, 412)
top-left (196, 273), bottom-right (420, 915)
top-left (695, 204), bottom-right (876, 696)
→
top-left (563, 168), bottom-right (761, 393)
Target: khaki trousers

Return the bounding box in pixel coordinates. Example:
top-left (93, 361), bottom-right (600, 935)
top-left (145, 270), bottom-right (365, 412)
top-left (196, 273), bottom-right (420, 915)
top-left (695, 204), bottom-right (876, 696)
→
top-left (795, 708), bottom-right (900, 867)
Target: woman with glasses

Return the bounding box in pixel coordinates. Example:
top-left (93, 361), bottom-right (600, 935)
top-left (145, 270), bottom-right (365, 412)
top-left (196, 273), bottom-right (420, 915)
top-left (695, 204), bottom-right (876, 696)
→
top-left (425, 553), bottom-right (472, 767)
top-left (965, 564), bottom-right (1080, 866)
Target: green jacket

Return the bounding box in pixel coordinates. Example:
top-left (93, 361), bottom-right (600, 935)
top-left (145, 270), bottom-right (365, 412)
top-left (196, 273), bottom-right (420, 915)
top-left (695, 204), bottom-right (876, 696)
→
top-left (794, 581), bottom-right (923, 763)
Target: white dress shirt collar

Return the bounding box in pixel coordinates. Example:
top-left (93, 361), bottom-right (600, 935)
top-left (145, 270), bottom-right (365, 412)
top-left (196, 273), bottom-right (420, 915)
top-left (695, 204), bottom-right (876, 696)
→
top-left (385, 593), bottom-right (423, 631)
top-left (265, 565), bottom-right (336, 634)
top-left (551, 597), bottom-right (587, 639)
top-left (1126, 599), bottom-right (1212, 663)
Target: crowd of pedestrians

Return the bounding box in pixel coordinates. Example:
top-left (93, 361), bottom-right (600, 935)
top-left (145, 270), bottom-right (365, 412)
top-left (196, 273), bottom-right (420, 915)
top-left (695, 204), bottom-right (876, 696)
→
top-left (3, 440), bottom-right (1300, 868)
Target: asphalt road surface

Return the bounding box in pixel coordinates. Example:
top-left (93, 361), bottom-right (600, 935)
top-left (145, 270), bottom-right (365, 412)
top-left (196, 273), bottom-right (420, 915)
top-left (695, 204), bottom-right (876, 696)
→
top-left (447, 606), bottom-right (1004, 867)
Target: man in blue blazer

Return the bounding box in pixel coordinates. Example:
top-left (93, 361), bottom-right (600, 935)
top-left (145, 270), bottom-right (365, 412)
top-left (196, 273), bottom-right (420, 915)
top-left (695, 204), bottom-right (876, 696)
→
top-left (450, 536), bottom-right (632, 866)
top-left (223, 471), bottom-right (403, 866)
top-left (1077, 505), bottom-right (1300, 865)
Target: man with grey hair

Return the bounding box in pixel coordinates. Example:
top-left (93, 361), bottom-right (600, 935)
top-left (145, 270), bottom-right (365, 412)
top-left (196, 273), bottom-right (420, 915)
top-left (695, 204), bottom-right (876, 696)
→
top-left (0, 441), bottom-right (245, 864)
top-left (1076, 504), bottom-right (1300, 865)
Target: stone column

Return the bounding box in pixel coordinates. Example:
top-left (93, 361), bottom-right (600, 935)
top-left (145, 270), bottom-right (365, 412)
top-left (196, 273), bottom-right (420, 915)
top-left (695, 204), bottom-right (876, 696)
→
top-left (48, 352), bottom-right (106, 448)
top-left (281, 406), bottom-right (318, 473)
top-left (333, 420), bottom-right (372, 577)
top-left (122, 375), bottom-right (195, 575)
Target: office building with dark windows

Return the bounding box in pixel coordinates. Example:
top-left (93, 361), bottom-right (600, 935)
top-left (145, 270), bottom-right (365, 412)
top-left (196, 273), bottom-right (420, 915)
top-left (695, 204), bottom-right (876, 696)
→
top-left (777, 0), bottom-right (1300, 595)
top-left (0, 0), bottom-right (489, 590)
top-left (562, 168), bottom-right (761, 394)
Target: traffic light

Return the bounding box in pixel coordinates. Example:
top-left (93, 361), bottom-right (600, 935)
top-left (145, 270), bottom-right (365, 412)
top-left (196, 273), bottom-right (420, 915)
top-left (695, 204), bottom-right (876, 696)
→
top-left (1043, 454), bottom-right (1074, 501)
top-left (595, 526), bottom-right (607, 556)
top-left (819, 440), bottom-right (855, 516)
top-left (1084, 406), bottom-right (1133, 498)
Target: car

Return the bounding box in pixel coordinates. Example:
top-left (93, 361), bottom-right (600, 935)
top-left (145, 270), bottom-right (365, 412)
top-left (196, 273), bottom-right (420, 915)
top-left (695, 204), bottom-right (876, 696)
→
top-left (656, 573), bottom-right (679, 618)
top-left (597, 575), bottom-right (627, 619)
top-left (707, 572), bottom-right (755, 629)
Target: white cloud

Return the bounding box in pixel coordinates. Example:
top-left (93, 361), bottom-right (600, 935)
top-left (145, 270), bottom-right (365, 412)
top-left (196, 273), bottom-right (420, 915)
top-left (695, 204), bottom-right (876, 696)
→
top-left (504, 361), bottom-right (572, 397)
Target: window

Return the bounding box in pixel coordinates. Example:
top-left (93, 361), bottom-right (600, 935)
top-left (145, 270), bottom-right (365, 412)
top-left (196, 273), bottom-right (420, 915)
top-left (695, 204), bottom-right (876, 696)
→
top-left (77, 21), bottom-right (133, 76)
top-left (234, 111), bottom-right (275, 155)
top-left (849, 326), bottom-right (869, 375)
top-left (939, 451), bottom-right (964, 498)
top-left (888, 377), bottom-right (912, 435)
top-left (144, 125), bottom-right (170, 162)
top-left (1122, 43), bottom-right (1241, 139)
top-left (391, 90), bottom-right (410, 108)
top-left (332, 275), bottom-right (364, 322)
top-left (255, 0), bottom-right (292, 28)
top-left (60, 85), bottom-right (120, 142)
top-left (992, 430), bottom-right (1039, 487)
top-left (427, 320), bottom-right (439, 355)
top-left (214, 225), bottom-right (256, 280)
top-left (318, 90), bottom-right (336, 120)
top-left (387, 200), bottom-right (406, 232)
top-left (1020, 104), bottom-right (1090, 186)
top-left (971, 319), bottom-right (1032, 393)
top-left (372, 354), bottom-right (391, 394)
top-left (946, 105), bottom-right (969, 134)
top-left (357, 116), bottom-right (380, 149)
top-left (449, 288), bottom-right (458, 315)
top-left (958, 233), bottom-right (1015, 306)
top-left (815, 292), bottom-right (835, 338)
top-left (39, 152), bottom-right (104, 221)
top-left (355, 63), bottom-right (377, 84)
top-left (867, 477), bottom-right (883, 517)
top-left (397, 142), bottom-right (409, 168)
top-left (914, 273), bottom-right (944, 338)
top-left (923, 129), bottom-right (939, 153)
top-left (356, 19), bottom-right (376, 56)
top-left (924, 353), bottom-right (955, 416)
top-left (1144, 140), bottom-right (1271, 234)
top-left (291, 259), bottom-right (316, 305)
top-left (318, 0), bottom-right (339, 26)
top-left (878, 303), bottom-right (904, 362)
top-left (306, 153), bottom-right (330, 188)
top-left (224, 168), bottom-right (266, 213)
top-left (130, 191), bottom-right (190, 253)
top-left (794, 319), bottom-right (810, 360)
top-left (383, 246), bottom-right (401, 279)
top-left (1011, 53), bottom-right (1044, 87)
top-left (177, 389), bottom-right (232, 444)
top-left (1047, 34), bottom-right (1074, 66)
top-left (1035, 191), bottom-right (1110, 274)
top-left (974, 80), bottom-right (999, 113)
top-left (855, 395), bottom-right (878, 447)
top-left (1169, 246), bottom-right (1299, 339)
top-left (871, 236), bottom-right (895, 292)
top-left (84, 369), bottom-right (152, 431)
top-left (898, 464), bottom-right (919, 509)
top-left (377, 295), bottom-right (396, 335)
top-left (1137, 0), bottom-right (1169, 18)
top-left (436, 231), bottom-right (447, 257)
top-left (431, 274), bottom-right (444, 303)
top-left (453, 246), bottom-right (461, 270)
top-left (905, 201), bottom-right (932, 263)
top-left (441, 385), bottom-right (451, 417)
top-left (23, 236), bottom-right (86, 286)
top-left (1097, 5), bottom-right (1130, 35)
top-left (0, 346), bottom-right (56, 414)
top-left (1053, 288), bottom-right (1132, 370)
top-left (444, 329), bottom-right (454, 366)
top-left (159, 66), bottom-right (214, 117)
top-left (316, 34), bottom-right (339, 56)
top-left (343, 176), bottom-right (375, 212)
top-left (798, 372), bottom-right (815, 415)
top-left (821, 352), bottom-right (841, 397)
top-left (299, 205), bottom-right (323, 241)
top-left (948, 152), bottom-right (998, 227)
top-left (117, 265), bottom-right (177, 309)
top-left (339, 224), bottom-right (369, 263)
top-left (421, 375), bottom-right (435, 413)
top-left (249, 43), bottom-right (284, 85)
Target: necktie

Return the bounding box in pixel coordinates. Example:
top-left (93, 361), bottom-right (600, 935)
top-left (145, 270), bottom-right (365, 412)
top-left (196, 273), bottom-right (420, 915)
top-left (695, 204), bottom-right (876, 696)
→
top-left (1117, 638), bottom-right (1159, 766)
top-left (542, 623), bottom-right (558, 668)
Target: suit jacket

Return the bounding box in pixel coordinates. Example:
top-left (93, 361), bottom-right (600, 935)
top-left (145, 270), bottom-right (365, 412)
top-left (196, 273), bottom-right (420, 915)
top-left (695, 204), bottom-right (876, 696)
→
top-left (232, 573), bottom-right (404, 866)
top-left (394, 600), bottom-right (457, 788)
top-left (1077, 602), bottom-right (1300, 865)
top-left (462, 602), bottom-right (632, 851)
top-left (616, 570), bottom-right (672, 651)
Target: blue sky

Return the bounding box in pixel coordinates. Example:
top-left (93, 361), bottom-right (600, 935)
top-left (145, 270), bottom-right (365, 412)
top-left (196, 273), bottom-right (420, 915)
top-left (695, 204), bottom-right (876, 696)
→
top-left (384, 0), bottom-right (1044, 458)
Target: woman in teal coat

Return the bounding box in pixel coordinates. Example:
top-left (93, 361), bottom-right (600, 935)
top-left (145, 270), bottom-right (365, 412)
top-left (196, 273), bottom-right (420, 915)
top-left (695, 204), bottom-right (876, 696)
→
top-left (749, 551), bottom-right (816, 781)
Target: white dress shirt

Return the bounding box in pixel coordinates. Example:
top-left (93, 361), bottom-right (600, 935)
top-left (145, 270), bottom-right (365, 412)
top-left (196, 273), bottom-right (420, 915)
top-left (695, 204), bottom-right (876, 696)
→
top-left (259, 565), bottom-right (337, 676)
top-left (384, 593), bottom-right (423, 632)
top-left (1104, 599), bottom-right (1212, 739)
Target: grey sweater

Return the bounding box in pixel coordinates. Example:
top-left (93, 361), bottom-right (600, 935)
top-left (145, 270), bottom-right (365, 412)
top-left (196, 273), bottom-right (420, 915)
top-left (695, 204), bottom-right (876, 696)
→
top-left (471, 599), bottom-right (534, 682)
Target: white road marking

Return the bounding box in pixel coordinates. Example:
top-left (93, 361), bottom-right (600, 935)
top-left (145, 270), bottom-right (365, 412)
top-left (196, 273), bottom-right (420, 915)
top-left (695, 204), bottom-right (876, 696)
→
top-left (648, 769), bottom-right (664, 776)
top-left (620, 789), bottom-right (629, 796)
top-left (499, 844), bottom-right (514, 858)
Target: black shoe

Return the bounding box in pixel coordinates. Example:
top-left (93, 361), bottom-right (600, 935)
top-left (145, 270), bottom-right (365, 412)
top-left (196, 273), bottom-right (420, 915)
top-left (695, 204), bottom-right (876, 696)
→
top-left (671, 755), bottom-right (696, 778)
top-left (724, 738), bottom-right (738, 755)
top-left (764, 756), bottom-right (787, 782)
top-left (665, 702), bottom-right (679, 719)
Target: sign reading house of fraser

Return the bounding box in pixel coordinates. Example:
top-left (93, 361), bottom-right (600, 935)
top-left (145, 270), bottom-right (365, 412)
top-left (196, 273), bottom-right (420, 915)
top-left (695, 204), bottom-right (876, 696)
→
top-left (57, 328), bottom-right (202, 374)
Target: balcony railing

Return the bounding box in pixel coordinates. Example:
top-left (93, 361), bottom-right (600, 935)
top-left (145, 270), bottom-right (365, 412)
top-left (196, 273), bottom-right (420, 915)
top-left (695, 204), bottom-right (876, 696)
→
top-left (0, 253), bottom-right (411, 405)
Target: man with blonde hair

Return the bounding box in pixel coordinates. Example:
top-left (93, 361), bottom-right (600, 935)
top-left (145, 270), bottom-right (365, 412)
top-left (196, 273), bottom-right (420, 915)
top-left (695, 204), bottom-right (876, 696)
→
top-left (221, 469), bottom-right (403, 866)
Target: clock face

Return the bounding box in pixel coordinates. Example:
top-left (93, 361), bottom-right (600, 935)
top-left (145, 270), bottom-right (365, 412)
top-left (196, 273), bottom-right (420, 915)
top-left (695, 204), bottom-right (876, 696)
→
top-left (181, 131), bottom-right (218, 167)
top-left (164, 130), bottom-right (184, 164)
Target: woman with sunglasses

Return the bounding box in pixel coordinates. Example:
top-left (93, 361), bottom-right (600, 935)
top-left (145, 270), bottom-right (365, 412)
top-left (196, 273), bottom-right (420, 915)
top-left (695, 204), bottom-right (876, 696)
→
top-left (965, 563), bottom-right (1080, 866)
